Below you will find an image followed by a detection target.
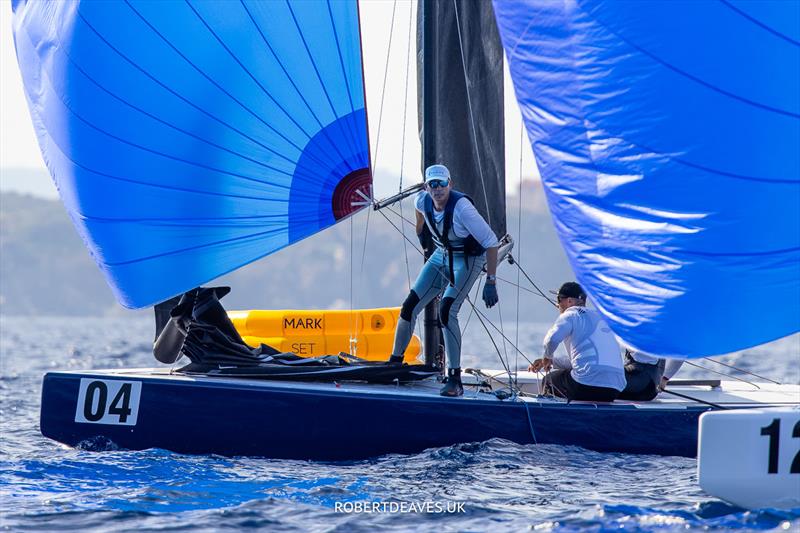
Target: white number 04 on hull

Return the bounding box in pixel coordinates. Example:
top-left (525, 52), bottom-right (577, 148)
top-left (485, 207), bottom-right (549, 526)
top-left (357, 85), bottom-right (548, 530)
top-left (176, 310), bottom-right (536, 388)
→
top-left (74, 379), bottom-right (142, 426)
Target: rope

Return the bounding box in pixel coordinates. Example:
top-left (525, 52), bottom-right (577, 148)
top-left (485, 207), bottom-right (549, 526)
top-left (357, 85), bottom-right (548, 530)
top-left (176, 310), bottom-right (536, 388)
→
top-left (468, 295), bottom-right (515, 390)
top-left (523, 400), bottom-right (538, 444)
top-left (514, 123), bottom-right (524, 389)
top-left (452, 0), bottom-right (492, 226)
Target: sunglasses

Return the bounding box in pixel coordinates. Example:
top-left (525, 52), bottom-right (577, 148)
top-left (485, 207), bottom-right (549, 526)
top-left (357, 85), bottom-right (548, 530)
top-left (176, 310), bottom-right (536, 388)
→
top-left (427, 179), bottom-right (450, 189)
top-left (557, 294), bottom-right (584, 302)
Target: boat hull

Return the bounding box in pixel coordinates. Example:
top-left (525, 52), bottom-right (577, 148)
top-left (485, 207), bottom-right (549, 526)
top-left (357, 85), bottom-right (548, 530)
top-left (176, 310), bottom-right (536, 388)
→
top-left (40, 369), bottom-right (715, 459)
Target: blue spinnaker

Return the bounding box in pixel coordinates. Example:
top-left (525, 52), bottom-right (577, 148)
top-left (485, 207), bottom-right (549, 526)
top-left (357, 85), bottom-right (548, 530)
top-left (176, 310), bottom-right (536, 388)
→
top-left (12, 0), bottom-right (371, 308)
top-left (493, 0), bottom-right (800, 357)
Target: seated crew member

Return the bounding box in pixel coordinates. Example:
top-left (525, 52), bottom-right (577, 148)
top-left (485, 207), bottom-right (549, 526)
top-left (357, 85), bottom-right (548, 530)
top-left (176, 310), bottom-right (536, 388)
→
top-left (618, 349), bottom-right (665, 401)
top-left (528, 282), bottom-right (626, 402)
top-left (388, 164), bottom-right (499, 397)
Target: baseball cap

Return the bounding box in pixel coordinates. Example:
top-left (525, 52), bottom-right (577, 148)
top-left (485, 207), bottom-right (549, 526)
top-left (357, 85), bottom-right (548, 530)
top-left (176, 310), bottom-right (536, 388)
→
top-left (424, 164), bottom-right (451, 183)
top-left (552, 282), bottom-right (586, 300)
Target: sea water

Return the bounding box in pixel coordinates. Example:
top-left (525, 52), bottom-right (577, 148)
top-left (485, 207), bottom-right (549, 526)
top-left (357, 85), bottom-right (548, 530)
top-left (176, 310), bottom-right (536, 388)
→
top-left (1, 315), bottom-right (798, 532)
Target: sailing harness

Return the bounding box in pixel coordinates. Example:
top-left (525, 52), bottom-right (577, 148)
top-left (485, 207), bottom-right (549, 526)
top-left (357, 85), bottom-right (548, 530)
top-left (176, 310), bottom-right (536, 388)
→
top-left (423, 190), bottom-right (485, 285)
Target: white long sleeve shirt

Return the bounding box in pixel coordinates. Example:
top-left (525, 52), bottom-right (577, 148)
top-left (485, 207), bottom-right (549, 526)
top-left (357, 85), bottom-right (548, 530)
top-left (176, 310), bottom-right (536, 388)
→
top-left (664, 359), bottom-right (685, 380)
top-left (543, 306), bottom-right (626, 391)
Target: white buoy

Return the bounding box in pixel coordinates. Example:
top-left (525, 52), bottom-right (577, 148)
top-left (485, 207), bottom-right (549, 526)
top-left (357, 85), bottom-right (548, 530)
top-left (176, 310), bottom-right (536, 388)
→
top-left (698, 406), bottom-right (800, 509)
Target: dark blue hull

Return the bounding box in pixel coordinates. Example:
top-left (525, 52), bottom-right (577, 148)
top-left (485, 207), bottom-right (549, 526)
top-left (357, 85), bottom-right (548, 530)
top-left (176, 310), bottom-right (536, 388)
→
top-left (40, 370), bottom-right (709, 459)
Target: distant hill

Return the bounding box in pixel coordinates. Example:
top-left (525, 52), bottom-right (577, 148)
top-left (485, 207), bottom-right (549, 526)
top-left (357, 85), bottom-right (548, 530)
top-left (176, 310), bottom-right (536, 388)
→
top-left (0, 183), bottom-right (573, 320)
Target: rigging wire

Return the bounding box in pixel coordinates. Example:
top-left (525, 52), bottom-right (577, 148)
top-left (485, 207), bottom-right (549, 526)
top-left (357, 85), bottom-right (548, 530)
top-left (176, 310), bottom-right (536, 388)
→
top-left (355, 202), bottom-right (373, 351)
top-left (496, 275), bottom-right (545, 296)
top-left (460, 274), bottom-right (483, 337)
top-left (368, 0), bottom-right (398, 177)
top-left (451, 0), bottom-right (492, 228)
top-left (660, 389), bottom-right (728, 410)
top-left (382, 205), bottom-right (418, 228)
top-left (349, 0), bottom-right (398, 353)
top-left (513, 258), bottom-right (557, 307)
top-left (452, 0), bottom-right (517, 387)
top-left (465, 298), bottom-right (535, 368)
top-left (349, 215), bottom-right (355, 355)
top-left (376, 209), bottom-right (424, 256)
top-left (398, 0), bottom-right (414, 294)
top-left (514, 122), bottom-right (524, 390)
top-left (703, 357), bottom-right (781, 385)
top-left (467, 295), bottom-right (516, 392)
top-left (495, 298), bottom-right (514, 392)
top-left (683, 360), bottom-right (760, 389)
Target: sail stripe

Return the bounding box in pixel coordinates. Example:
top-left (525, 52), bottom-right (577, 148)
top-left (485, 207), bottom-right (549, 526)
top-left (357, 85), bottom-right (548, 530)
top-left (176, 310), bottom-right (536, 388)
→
top-left (571, 2), bottom-right (799, 119)
top-left (284, 1), bottom-right (354, 171)
top-left (103, 227), bottom-right (289, 267)
top-left (326, 0), bottom-right (356, 114)
top-left (241, 2), bottom-right (334, 132)
top-left (119, 1), bottom-right (343, 175)
top-left (118, 3), bottom-right (311, 153)
top-left (73, 9), bottom-right (303, 166)
top-left (238, 0), bottom-right (353, 172)
top-left (719, 0), bottom-right (800, 47)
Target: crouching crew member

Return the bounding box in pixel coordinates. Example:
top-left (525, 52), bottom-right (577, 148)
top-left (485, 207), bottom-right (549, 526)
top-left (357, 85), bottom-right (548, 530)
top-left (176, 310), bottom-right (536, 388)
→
top-left (528, 282), bottom-right (626, 402)
top-left (388, 164), bottom-right (499, 397)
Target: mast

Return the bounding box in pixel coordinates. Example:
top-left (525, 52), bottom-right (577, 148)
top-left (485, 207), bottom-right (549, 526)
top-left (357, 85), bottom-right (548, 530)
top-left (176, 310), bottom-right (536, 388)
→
top-left (420, 0), bottom-right (440, 366)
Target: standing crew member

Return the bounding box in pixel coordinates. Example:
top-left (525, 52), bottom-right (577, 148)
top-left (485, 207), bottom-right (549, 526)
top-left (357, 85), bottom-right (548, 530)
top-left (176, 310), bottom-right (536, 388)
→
top-left (388, 164), bottom-right (499, 397)
top-left (528, 282), bottom-right (626, 402)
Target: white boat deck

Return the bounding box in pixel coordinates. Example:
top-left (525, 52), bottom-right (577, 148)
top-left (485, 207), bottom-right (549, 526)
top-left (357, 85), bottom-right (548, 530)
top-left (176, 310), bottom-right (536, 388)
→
top-left (50, 367), bottom-right (800, 409)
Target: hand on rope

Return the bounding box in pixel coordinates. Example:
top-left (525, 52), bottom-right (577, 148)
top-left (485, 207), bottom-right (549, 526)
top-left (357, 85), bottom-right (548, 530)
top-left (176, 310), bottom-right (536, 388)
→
top-left (528, 357), bottom-right (552, 373)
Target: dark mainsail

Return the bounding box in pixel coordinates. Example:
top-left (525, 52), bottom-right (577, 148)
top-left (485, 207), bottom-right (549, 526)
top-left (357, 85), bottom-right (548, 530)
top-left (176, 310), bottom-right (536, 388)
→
top-left (418, 0), bottom-right (506, 238)
top-left (418, 0), bottom-right (506, 364)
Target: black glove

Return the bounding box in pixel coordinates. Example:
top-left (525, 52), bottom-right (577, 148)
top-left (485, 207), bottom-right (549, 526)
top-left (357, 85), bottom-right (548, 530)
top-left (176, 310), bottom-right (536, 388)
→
top-left (417, 225), bottom-right (434, 256)
top-left (482, 283), bottom-right (498, 308)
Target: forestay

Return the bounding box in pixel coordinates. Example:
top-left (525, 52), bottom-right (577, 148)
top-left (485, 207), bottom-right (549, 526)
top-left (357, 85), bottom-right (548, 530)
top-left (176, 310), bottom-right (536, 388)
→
top-left (12, 0), bottom-right (371, 308)
top-left (493, 0), bottom-right (800, 357)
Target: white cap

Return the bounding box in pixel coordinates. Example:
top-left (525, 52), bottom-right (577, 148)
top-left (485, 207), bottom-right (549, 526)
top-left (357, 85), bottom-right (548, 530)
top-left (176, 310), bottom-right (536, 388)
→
top-left (424, 164), bottom-right (451, 183)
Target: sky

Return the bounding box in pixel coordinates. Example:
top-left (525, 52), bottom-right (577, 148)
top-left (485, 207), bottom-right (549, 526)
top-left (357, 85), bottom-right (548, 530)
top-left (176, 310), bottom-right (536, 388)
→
top-left (0, 0), bottom-right (539, 200)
